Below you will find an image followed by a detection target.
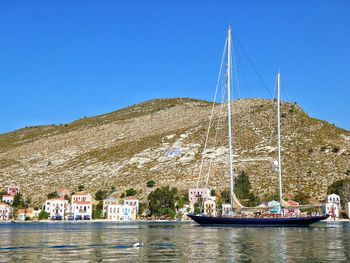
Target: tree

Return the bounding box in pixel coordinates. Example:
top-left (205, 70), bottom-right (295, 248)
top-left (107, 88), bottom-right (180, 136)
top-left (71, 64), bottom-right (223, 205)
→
top-left (220, 171), bottom-right (260, 206)
top-left (12, 193), bottom-right (25, 208)
top-left (95, 190), bottom-right (108, 201)
top-left (327, 179), bottom-right (350, 207)
top-left (176, 195), bottom-right (188, 209)
top-left (0, 191), bottom-right (7, 200)
top-left (78, 185), bottom-right (85, 191)
top-left (92, 201), bottom-right (103, 219)
top-left (234, 170), bottom-right (251, 199)
top-left (193, 197), bottom-right (204, 214)
top-left (39, 210), bottom-right (50, 220)
top-left (210, 189), bottom-right (216, 197)
top-left (138, 202), bottom-right (147, 216)
top-left (220, 189), bottom-right (230, 203)
top-left (47, 191), bottom-right (59, 199)
top-left (148, 186), bottom-right (177, 218)
top-left (294, 192), bottom-right (310, 205)
top-left (126, 188), bottom-right (137, 197)
top-left (146, 180), bottom-right (156, 188)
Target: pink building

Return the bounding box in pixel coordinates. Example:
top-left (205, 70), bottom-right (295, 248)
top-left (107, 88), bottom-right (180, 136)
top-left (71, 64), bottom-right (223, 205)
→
top-left (283, 200), bottom-right (300, 217)
top-left (188, 188), bottom-right (211, 205)
top-left (124, 196), bottom-right (139, 214)
top-left (5, 185), bottom-right (20, 196)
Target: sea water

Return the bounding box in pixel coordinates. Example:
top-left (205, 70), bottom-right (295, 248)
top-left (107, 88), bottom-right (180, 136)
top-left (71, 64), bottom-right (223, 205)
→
top-left (0, 221), bottom-right (349, 262)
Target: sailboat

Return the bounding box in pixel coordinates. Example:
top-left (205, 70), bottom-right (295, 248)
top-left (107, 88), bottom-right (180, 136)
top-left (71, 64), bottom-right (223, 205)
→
top-left (188, 27), bottom-right (328, 226)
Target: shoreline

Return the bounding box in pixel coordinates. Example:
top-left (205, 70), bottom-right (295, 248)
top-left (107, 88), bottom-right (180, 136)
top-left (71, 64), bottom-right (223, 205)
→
top-left (1, 219), bottom-right (194, 224)
top-left (1, 218), bottom-right (349, 224)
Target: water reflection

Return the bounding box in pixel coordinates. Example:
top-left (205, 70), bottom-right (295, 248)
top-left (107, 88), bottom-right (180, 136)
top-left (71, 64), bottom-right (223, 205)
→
top-left (0, 222), bottom-right (349, 262)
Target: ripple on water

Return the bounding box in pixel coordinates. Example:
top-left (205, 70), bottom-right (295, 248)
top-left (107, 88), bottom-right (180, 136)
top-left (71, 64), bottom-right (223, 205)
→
top-left (0, 221), bottom-right (349, 262)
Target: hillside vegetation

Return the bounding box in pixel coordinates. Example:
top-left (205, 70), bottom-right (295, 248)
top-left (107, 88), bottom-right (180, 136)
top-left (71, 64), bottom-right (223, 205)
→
top-left (0, 98), bottom-right (349, 205)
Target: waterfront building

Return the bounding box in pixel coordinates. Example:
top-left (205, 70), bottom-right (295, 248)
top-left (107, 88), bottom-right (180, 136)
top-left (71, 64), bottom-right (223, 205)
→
top-left (102, 198), bottom-right (118, 218)
top-left (204, 199), bottom-right (216, 216)
top-left (71, 193), bottom-right (92, 220)
top-left (124, 196), bottom-right (139, 214)
top-left (1, 194), bottom-right (14, 204)
top-left (106, 204), bottom-right (135, 221)
top-left (268, 200), bottom-right (282, 215)
top-left (0, 202), bottom-right (12, 221)
top-left (44, 197), bottom-right (69, 220)
top-left (222, 204), bottom-right (231, 215)
top-left (283, 200), bottom-right (300, 217)
top-left (5, 185), bottom-right (20, 196)
top-left (188, 188), bottom-right (211, 205)
top-left (17, 208), bottom-right (41, 221)
top-left (322, 194), bottom-right (341, 218)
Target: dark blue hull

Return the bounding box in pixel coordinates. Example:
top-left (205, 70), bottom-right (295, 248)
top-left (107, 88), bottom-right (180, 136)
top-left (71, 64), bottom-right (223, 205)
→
top-left (187, 214), bottom-right (329, 227)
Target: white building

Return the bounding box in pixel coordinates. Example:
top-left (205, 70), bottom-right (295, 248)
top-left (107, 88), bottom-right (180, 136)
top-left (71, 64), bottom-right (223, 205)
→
top-left (0, 202), bottom-right (12, 221)
top-left (71, 193), bottom-right (92, 220)
top-left (1, 195), bottom-right (14, 204)
top-left (222, 204), bottom-right (232, 215)
top-left (106, 204), bottom-right (136, 221)
top-left (323, 194), bottom-right (341, 218)
top-left (124, 197), bottom-right (139, 214)
top-left (44, 197), bottom-right (69, 219)
top-left (102, 198), bottom-right (118, 218)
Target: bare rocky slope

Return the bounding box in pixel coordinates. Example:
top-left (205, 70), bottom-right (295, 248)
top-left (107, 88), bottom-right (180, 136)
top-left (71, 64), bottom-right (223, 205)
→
top-left (0, 98), bottom-right (349, 205)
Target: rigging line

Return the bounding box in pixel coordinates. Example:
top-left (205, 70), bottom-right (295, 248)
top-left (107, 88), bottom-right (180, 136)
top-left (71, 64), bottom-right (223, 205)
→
top-left (203, 55), bottom-right (228, 193)
top-left (204, 85), bottom-right (228, 188)
top-left (201, 75), bottom-right (228, 211)
top-left (281, 79), bottom-right (291, 103)
top-left (196, 38), bottom-right (228, 188)
top-left (232, 33), bottom-right (273, 98)
top-left (232, 38), bottom-right (241, 100)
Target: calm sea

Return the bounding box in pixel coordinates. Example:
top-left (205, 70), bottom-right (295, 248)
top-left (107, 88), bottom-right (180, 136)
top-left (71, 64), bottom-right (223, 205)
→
top-left (0, 221), bottom-right (349, 262)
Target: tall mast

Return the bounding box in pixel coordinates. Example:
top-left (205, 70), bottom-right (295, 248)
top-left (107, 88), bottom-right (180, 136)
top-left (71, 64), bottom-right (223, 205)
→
top-left (277, 73), bottom-right (284, 213)
top-left (227, 27), bottom-right (234, 210)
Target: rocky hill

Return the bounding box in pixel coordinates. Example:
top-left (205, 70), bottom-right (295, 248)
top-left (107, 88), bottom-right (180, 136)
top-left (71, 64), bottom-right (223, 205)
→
top-left (0, 98), bottom-right (349, 205)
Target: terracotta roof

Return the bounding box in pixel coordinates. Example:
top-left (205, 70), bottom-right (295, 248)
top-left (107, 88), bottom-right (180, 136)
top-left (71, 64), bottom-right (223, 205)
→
top-left (72, 193), bottom-right (90, 196)
top-left (0, 202), bottom-right (10, 207)
top-left (47, 197), bottom-right (66, 201)
top-left (18, 208), bottom-right (34, 214)
top-left (2, 195), bottom-right (13, 198)
top-left (124, 196), bottom-right (138, 200)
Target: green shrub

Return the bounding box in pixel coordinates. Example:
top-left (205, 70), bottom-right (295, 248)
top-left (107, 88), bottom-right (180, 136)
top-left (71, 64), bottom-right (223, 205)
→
top-left (126, 188), bottom-right (137, 197)
top-left (146, 180), bottom-right (156, 188)
top-left (38, 210), bottom-right (50, 220)
top-left (47, 191), bottom-right (59, 199)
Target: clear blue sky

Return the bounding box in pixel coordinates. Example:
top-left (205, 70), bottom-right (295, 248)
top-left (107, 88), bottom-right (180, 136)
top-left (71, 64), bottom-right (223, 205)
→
top-left (0, 1), bottom-right (349, 133)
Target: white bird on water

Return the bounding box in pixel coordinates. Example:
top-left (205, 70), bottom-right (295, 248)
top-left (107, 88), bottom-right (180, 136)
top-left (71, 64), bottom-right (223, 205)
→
top-left (132, 242), bottom-right (144, 248)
